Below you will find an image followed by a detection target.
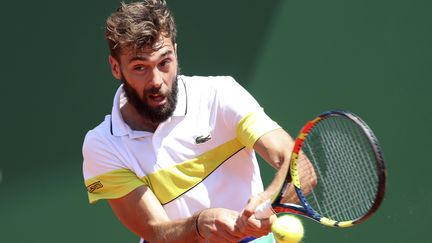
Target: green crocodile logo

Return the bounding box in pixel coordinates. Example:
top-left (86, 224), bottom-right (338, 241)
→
top-left (195, 134), bottom-right (212, 144)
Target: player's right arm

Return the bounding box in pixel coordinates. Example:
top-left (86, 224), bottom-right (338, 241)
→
top-left (83, 129), bottom-right (252, 242)
top-left (108, 185), bottom-right (249, 242)
top-left (108, 185), bottom-right (201, 242)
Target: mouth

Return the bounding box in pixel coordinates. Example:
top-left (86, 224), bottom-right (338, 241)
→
top-left (147, 93), bottom-right (167, 106)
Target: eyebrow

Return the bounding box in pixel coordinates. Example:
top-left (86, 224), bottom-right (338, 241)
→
top-left (129, 49), bottom-right (174, 63)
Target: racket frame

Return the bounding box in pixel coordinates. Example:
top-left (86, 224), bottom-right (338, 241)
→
top-left (271, 110), bottom-right (386, 227)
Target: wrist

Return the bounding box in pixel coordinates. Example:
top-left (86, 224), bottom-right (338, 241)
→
top-left (195, 210), bottom-right (205, 239)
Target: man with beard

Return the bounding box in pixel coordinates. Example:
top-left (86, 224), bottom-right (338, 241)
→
top-left (82, 1), bottom-right (315, 242)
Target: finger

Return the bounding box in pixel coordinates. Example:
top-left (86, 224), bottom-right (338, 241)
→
top-left (207, 229), bottom-right (238, 243)
top-left (243, 195), bottom-right (265, 218)
top-left (246, 215), bottom-right (276, 237)
top-left (248, 216), bottom-right (269, 231)
top-left (242, 206), bottom-right (254, 218)
top-left (234, 215), bottom-right (250, 236)
top-left (203, 220), bottom-right (239, 243)
top-left (209, 221), bottom-right (244, 242)
top-left (215, 216), bottom-right (245, 238)
top-left (235, 214), bottom-right (271, 238)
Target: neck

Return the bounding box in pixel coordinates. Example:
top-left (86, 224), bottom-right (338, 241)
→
top-left (120, 103), bottom-right (159, 132)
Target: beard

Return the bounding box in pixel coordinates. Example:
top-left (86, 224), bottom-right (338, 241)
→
top-left (122, 75), bottom-right (178, 124)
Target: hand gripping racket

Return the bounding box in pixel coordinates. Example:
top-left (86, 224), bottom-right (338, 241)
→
top-left (255, 110), bottom-right (386, 227)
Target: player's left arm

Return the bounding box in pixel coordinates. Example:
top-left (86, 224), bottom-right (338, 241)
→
top-left (243, 128), bottom-right (317, 218)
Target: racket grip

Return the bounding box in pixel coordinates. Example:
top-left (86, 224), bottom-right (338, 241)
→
top-left (254, 200), bottom-right (275, 219)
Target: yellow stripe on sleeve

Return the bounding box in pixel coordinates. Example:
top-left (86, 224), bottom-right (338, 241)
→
top-left (85, 169), bottom-right (145, 204)
top-left (236, 110), bottom-right (281, 148)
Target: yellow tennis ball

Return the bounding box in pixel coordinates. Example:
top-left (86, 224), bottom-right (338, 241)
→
top-left (271, 215), bottom-right (304, 243)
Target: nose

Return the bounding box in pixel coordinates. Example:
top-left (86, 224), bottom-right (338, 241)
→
top-left (149, 69), bottom-right (164, 89)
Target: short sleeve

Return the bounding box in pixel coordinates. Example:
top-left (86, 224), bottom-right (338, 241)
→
top-left (214, 76), bottom-right (261, 127)
top-left (82, 130), bottom-right (144, 203)
top-left (213, 76), bottom-right (281, 148)
top-left (236, 109), bottom-right (281, 148)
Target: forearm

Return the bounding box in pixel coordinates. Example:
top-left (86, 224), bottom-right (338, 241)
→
top-left (146, 212), bottom-right (204, 243)
top-left (109, 187), bottom-right (204, 243)
top-left (253, 128), bottom-right (316, 204)
top-left (253, 129), bottom-right (293, 197)
top-left (262, 154), bottom-right (290, 198)
top-left (150, 208), bottom-right (248, 242)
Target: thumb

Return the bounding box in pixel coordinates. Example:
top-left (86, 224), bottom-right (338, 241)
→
top-left (243, 195), bottom-right (265, 218)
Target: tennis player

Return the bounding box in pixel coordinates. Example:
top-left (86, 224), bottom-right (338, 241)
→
top-left (82, 1), bottom-right (315, 242)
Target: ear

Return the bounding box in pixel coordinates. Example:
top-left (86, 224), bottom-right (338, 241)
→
top-left (109, 55), bottom-right (122, 80)
top-left (174, 43), bottom-right (178, 56)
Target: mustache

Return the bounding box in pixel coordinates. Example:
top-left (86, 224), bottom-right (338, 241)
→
top-left (145, 87), bottom-right (163, 95)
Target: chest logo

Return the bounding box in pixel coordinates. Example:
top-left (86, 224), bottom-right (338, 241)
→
top-left (195, 133), bottom-right (212, 144)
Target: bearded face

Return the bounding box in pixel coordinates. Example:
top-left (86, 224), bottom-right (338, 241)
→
top-left (122, 74), bottom-right (178, 123)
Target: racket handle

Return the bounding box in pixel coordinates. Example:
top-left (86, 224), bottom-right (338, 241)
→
top-left (254, 200), bottom-right (275, 219)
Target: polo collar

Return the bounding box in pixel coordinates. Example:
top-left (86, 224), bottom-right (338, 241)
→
top-left (110, 76), bottom-right (188, 137)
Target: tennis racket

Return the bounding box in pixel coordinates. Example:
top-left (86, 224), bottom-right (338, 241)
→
top-left (255, 110), bottom-right (386, 227)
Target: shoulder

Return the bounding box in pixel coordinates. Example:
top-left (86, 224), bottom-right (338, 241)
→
top-left (82, 116), bottom-right (125, 178)
top-left (180, 75), bottom-right (239, 90)
top-left (180, 75), bottom-right (246, 101)
top-left (82, 116), bottom-right (113, 152)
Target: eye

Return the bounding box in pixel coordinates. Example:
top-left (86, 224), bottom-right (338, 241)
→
top-left (133, 65), bottom-right (147, 72)
top-left (159, 58), bottom-right (172, 69)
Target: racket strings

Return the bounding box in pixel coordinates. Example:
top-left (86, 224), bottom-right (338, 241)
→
top-left (322, 128), bottom-right (374, 220)
top-left (321, 119), bottom-right (378, 220)
top-left (301, 117), bottom-right (379, 222)
top-left (326, 119), bottom-right (378, 218)
top-left (308, 136), bottom-right (362, 219)
top-left (301, 143), bottom-right (325, 213)
top-left (321, 121), bottom-right (376, 219)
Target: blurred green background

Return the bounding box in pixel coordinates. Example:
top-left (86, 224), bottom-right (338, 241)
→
top-left (1, 0), bottom-right (431, 242)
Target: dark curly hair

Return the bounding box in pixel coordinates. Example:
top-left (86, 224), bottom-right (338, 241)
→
top-left (105, 0), bottom-right (177, 59)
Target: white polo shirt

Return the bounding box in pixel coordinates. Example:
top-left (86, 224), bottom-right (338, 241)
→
top-left (82, 75), bottom-right (280, 220)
